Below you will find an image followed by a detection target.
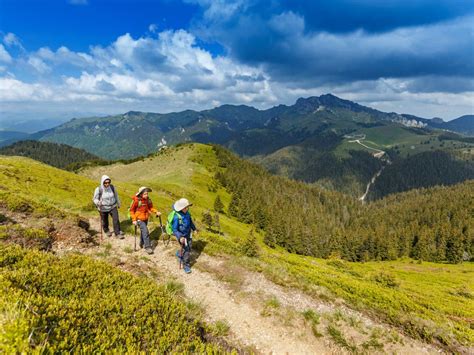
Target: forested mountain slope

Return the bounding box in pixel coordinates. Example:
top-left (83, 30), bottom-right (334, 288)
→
top-left (33, 95), bottom-right (474, 199)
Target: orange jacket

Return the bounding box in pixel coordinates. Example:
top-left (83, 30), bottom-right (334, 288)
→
top-left (129, 196), bottom-right (158, 222)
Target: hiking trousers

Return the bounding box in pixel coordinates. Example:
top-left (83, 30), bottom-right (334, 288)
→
top-left (101, 207), bottom-right (121, 235)
top-left (137, 220), bottom-right (151, 249)
top-left (177, 234), bottom-right (192, 267)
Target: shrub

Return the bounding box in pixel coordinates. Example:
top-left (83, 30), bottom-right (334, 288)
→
top-left (372, 272), bottom-right (400, 288)
top-left (0, 244), bottom-right (222, 353)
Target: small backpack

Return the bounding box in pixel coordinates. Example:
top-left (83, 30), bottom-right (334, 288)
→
top-left (126, 198), bottom-right (143, 221)
top-left (98, 184), bottom-right (115, 199)
top-left (166, 210), bottom-right (183, 235)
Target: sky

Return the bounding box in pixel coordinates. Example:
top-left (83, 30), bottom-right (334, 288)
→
top-left (0, 0), bottom-right (473, 125)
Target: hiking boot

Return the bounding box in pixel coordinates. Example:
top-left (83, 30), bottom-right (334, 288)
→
top-left (117, 231), bottom-right (125, 239)
top-left (145, 247), bottom-right (154, 255)
top-left (183, 265), bottom-right (192, 274)
top-left (105, 231), bottom-right (112, 237)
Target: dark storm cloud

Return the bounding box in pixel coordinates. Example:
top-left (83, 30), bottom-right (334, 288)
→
top-left (189, 0), bottom-right (474, 90)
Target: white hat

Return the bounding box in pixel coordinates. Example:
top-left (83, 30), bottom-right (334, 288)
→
top-left (136, 186), bottom-right (152, 196)
top-left (173, 198), bottom-right (192, 211)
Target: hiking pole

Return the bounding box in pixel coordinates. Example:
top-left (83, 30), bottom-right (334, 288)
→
top-left (158, 215), bottom-right (170, 246)
top-left (179, 237), bottom-right (188, 269)
top-left (179, 239), bottom-right (184, 269)
top-left (134, 223), bottom-right (137, 251)
top-left (98, 210), bottom-right (103, 244)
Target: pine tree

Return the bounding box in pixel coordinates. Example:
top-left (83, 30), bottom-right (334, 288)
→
top-left (240, 229), bottom-right (259, 257)
top-left (228, 194), bottom-right (239, 217)
top-left (213, 212), bottom-right (221, 235)
top-left (202, 210), bottom-right (213, 231)
top-left (214, 195), bottom-right (224, 213)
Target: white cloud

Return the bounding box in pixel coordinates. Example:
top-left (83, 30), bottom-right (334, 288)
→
top-left (0, 44), bottom-right (12, 63)
top-left (0, 78), bottom-right (53, 101)
top-left (28, 56), bottom-right (51, 73)
top-left (149, 24), bottom-right (158, 33)
top-left (0, 26), bottom-right (472, 121)
top-left (3, 33), bottom-right (23, 49)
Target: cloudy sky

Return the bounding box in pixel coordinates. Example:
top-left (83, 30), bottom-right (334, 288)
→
top-left (0, 0), bottom-right (473, 124)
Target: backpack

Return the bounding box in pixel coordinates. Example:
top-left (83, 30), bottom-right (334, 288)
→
top-left (166, 210), bottom-right (183, 235)
top-left (98, 184), bottom-right (115, 199)
top-left (95, 185), bottom-right (116, 208)
top-left (126, 198), bottom-right (143, 221)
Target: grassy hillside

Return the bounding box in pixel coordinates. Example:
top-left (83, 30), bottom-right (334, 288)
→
top-left (81, 144), bottom-right (473, 350)
top-left (1, 146), bottom-right (473, 352)
top-left (0, 243), bottom-right (221, 353)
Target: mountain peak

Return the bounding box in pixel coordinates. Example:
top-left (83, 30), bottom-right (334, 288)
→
top-left (431, 117), bottom-right (445, 124)
top-left (294, 94), bottom-right (364, 114)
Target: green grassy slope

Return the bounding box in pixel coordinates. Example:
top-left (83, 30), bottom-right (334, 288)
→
top-left (80, 144), bottom-right (474, 350)
top-left (1, 146), bottom-right (473, 351)
top-left (0, 243), bottom-right (221, 353)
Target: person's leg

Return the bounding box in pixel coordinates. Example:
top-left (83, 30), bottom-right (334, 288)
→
top-left (102, 211), bottom-right (110, 235)
top-left (182, 235), bottom-right (192, 272)
top-left (110, 207), bottom-right (123, 237)
top-left (139, 220), bottom-right (152, 252)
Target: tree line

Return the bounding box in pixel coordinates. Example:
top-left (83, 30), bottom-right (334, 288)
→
top-left (213, 145), bottom-right (473, 263)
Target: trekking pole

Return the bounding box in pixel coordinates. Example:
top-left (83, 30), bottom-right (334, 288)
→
top-left (98, 199), bottom-right (103, 244)
top-left (179, 238), bottom-right (187, 269)
top-left (98, 210), bottom-right (103, 244)
top-left (134, 223), bottom-right (137, 251)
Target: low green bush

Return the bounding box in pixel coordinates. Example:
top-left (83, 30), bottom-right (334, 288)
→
top-left (0, 244), bottom-right (223, 353)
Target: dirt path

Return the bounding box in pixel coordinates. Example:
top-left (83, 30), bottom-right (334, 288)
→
top-left (347, 137), bottom-right (390, 202)
top-left (78, 218), bottom-right (440, 355)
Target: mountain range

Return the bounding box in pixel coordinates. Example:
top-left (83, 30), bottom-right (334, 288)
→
top-left (2, 94), bottom-right (473, 198)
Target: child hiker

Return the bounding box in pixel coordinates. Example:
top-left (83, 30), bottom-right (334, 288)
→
top-left (93, 175), bottom-right (124, 238)
top-left (171, 198), bottom-right (197, 274)
top-left (130, 187), bottom-right (161, 254)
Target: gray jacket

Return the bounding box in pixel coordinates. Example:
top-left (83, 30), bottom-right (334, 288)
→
top-left (93, 175), bottom-right (121, 212)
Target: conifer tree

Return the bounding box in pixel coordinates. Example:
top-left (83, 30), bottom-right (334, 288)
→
top-left (202, 210), bottom-right (213, 231)
top-left (213, 212), bottom-right (221, 235)
top-left (214, 195), bottom-right (224, 213)
top-left (228, 194), bottom-right (239, 217)
top-left (240, 229), bottom-right (259, 257)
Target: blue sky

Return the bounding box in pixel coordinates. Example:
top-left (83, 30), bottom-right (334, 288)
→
top-left (0, 0), bottom-right (473, 124)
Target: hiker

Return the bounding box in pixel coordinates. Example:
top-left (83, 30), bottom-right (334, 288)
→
top-left (93, 175), bottom-right (124, 239)
top-left (171, 198), bottom-right (197, 274)
top-left (130, 186), bottom-right (161, 254)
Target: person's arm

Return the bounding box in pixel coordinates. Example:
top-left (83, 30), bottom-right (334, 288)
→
top-left (113, 186), bottom-right (120, 208)
top-left (190, 216), bottom-right (196, 231)
top-left (172, 214), bottom-right (184, 239)
top-left (92, 187), bottom-right (100, 208)
top-left (148, 199), bottom-right (160, 216)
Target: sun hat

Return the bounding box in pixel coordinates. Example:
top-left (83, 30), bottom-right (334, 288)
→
top-left (173, 198), bottom-right (192, 211)
top-left (136, 186), bottom-right (152, 196)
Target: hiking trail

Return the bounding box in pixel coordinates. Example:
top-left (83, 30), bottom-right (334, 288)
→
top-left (347, 135), bottom-right (391, 202)
top-left (57, 216), bottom-right (438, 355)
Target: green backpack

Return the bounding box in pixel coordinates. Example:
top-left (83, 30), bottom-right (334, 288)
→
top-left (126, 199), bottom-right (143, 221)
top-left (165, 210), bottom-right (192, 235)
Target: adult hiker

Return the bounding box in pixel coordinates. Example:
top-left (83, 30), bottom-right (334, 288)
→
top-left (93, 175), bottom-right (124, 239)
top-left (171, 198), bottom-right (197, 274)
top-left (130, 186), bottom-right (161, 254)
